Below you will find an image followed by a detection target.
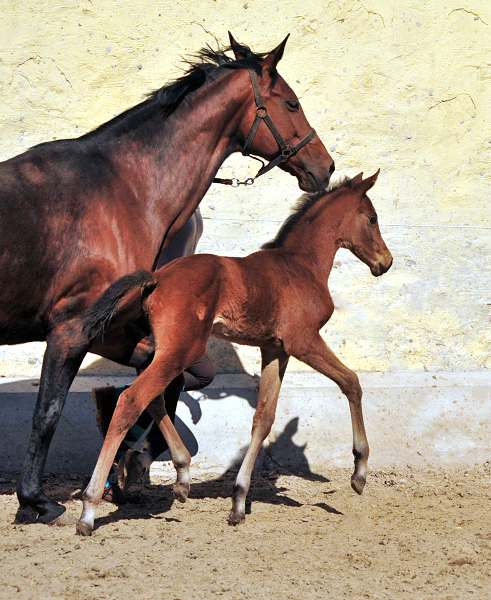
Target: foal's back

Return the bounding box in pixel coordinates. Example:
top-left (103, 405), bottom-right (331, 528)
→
top-left (146, 247), bottom-right (332, 350)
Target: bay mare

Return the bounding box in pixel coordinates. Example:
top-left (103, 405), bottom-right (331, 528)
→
top-left (0, 34), bottom-right (334, 524)
top-left (76, 171), bottom-right (392, 535)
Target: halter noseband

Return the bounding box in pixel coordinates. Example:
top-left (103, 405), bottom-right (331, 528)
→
top-left (213, 69), bottom-right (317, 187)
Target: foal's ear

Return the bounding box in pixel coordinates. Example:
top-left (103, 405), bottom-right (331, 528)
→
top-left (228, 32), bottom-right (249, 60)
top-left (351, 172), bottom-right (364, 185)
top-left (354, 169), bottom-right (380, 196)
top-left (262, 34), bottom-right (290, 73)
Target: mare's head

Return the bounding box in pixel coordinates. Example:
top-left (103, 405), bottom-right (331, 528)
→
top-left (228, 33), bottom-right (334, 191)
top-left (337, 171), bottom-right (393, 276)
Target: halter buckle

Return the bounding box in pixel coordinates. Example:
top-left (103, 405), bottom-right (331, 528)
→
top-left (281, 145), bottom-right (296, 159)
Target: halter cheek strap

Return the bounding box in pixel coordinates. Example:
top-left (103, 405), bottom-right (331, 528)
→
top-left (213, 69), bottom-right (317, 186)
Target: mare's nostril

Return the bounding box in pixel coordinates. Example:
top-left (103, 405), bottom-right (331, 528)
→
top-left (329, 162), bottom-right (335, 175)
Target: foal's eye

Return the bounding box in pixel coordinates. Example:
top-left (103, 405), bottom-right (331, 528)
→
top-left (286, 100), bottom-right (299, 111)
top-left (369, 215), bottom-right (378, 225)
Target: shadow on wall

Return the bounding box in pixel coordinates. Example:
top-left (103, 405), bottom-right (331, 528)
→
top-left (227, 416), bottom-right (329, 483)
top-left (0, 339), bottom-right (323, 483)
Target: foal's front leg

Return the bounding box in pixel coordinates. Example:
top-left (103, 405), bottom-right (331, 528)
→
top-left (229, 347), bottom-right (289, 525)
top-left (293, 334), bottom-right (369, 494)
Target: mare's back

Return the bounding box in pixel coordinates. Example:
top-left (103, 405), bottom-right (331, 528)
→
top-left (0, 140), bottom-right (113, 333)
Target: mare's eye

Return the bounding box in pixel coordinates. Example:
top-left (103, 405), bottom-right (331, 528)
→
top-left (286, 100), bottom-right (299, 111)
top-left (369, 215), bottom-right (377, 225)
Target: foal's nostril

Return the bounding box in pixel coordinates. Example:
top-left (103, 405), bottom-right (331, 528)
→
top-left (329, 162), bottom-right (335, 175)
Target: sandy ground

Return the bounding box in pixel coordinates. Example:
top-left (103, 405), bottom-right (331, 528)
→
top-left (1, 464), bottom-right (491, 600)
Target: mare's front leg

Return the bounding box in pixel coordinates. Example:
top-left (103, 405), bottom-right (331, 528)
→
top-left (229, 347), bottom-right (289, 525)
top-left (17, 324), bottom-right (90, 524)
top-left (292, 334), bottom-right (368, 494)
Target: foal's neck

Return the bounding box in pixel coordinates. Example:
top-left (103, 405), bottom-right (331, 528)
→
top-left (283, 196), bottom-right (351, 282)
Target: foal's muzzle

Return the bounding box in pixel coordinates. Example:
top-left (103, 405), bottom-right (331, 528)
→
top-left (371, 255), bottom-right (393, 277)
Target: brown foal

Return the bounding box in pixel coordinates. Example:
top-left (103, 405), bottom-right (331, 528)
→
top-left (76, 170), bottom-right (392, 535)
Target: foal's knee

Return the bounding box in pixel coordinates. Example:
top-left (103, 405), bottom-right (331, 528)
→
top-left (341, 371), bottom-right (362, 401)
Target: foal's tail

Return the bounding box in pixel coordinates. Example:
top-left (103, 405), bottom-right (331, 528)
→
top-left (82, 270), bottom-right (157, 341)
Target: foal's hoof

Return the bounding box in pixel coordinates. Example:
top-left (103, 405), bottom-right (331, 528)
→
top-left (76, 521), bottom-right (93, 536)
top-left (118, 449), bottom-right (146, 491)
top-left (228, 511), bottom-right (245, 526)
top-left (173, 483), bottom-right (189, 504)
top-left (350, 474), bottom-right (366, 495)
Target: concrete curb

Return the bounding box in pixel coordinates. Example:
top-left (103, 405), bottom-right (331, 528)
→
top-left (1, 371), bottom-right (490, 477)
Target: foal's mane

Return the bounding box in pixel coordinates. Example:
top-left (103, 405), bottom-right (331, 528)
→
top-left (81, 43), bottom-right (267, 142)
top-left (261, 176), bottom-right (355, 250)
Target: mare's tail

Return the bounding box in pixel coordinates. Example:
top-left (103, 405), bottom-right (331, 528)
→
top-left (82, 270), bottom-right (157, 341)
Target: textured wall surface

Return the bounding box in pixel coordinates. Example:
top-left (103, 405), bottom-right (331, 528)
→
top-left (1, 1), bottom-right (490, 473)
top-left (0, 0), bottom-right (489, 379)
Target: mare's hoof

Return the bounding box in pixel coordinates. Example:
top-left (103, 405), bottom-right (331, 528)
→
top-left (173, 483), bottom-right (189, 503)
top-left (350, 475), bottom-right (366, 495)
top-left (49, 509), bottom-right (78, 526)
top-left (13, 506), bottom-right (37, 525)
top-left (228, 511), bottom-right (245, 526)
top-left (76, 521), bottom-right (93, 536)
top-left (36, 503), bottom-right (69, 525)
top-left (118, 449), bottom-right (146, 491)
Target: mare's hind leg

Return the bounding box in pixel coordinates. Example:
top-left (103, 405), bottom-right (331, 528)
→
top-left (17, 324), bottom-right (90, 525)
top-left (229, 348), bottom-right (289, 525)
top-left (292, 334), bottom-right (368, 494)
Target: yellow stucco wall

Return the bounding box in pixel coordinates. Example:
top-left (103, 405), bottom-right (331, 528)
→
top-left (0, 0), bottom-right (489, 376)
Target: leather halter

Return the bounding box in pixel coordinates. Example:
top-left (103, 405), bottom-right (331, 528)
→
top-left (213, 69), bottom-right (317, 186)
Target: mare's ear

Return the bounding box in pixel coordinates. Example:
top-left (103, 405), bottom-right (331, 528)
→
top-left (354, 169), bottom-right (380, 197)
top-left (262, 34), bottom-right (290, 73)
top-left (351, 172), bottom-right (364, 185)
top-left (228, 32), bottom-right (249, 60)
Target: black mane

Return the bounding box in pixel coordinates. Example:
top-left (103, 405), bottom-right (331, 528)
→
top-left (261, 176), bottom-right (355, 250)
top-left (79, 43), bottom-right (267, 143)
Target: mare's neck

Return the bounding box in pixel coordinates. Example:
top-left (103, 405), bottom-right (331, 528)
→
top-left (107, 69), bottom-right (251, 252)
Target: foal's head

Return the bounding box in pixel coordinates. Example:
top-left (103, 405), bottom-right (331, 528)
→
top-left (228, 33), bottom-right (334, 191)
top-left (338, 171), bottom-right (393, 277)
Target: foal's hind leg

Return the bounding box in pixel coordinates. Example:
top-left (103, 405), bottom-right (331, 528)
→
top-left (118, 373), bottom-right (184, 491)
top-left (76, 364), bottom-right (184, 535)
top-left (145, 394), bottom-right (191, 503)
top-left (76, 351), bottom-right (195, 535)
top-left (123, 347), bottom-right (209, 501)
top-left (229, 348), bottom-right (289, 525)
top-left (292, 334), bottom-right (368, 494)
